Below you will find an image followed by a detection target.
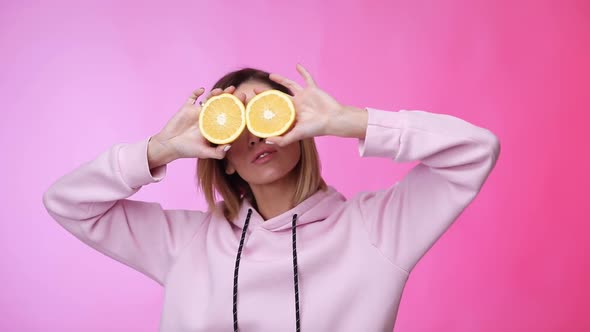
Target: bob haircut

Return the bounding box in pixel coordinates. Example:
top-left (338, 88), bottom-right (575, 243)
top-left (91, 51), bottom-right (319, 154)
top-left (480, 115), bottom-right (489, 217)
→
top-left (196, 67), bottom-right (327, 222)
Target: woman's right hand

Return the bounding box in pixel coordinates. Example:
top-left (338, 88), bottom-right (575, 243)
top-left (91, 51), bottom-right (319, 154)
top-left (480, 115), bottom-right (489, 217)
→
top-left (148, 86), bottom-right (243, 168)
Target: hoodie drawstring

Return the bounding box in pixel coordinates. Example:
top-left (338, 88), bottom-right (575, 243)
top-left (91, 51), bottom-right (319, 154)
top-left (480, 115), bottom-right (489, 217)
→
top-left (291, 212), bottom-right (301, 332)
top-left (233, 208), bottom-right (301, 332)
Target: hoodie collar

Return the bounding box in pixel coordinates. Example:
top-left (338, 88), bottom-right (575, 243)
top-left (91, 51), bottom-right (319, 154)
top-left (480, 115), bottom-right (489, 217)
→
top-left (230, 185), bottom-right (345, 232)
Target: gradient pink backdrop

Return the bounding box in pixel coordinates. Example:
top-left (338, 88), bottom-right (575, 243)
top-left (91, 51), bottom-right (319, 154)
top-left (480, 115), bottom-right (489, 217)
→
top-left (1, 0), bottom-right (588, 331)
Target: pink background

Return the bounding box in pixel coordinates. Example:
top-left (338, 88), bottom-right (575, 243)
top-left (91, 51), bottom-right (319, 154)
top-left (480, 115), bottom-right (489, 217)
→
top-left (1, 0), bottom-right (589, 331)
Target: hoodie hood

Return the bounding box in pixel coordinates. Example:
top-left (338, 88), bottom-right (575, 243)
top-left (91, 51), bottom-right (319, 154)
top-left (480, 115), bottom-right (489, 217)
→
top-left (228, 184), bottom-right (346, 331)
top-left (230, 185), bottom-right (346, 232)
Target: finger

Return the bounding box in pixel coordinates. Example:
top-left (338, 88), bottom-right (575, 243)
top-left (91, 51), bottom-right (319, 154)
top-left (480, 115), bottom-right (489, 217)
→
top-left (224, 85), bottom-right (236, 94)
top-left (187, 87), bottom-right (205, 105)
top-left (253, 87), bottom-right (268, 95)
top-left (237, 92), bottom-right (247, 104)
top-left (269, 73), bottom-right (303, 93)
top-left (296, 63), bottom-right (317, 87)
top-left (209, 88), bottom-right (224, 97)
top-left (211, 88), bottom-right (223, 96)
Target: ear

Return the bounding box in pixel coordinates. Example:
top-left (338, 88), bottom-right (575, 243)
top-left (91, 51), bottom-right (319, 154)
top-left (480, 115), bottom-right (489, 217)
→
top-left (225, 162), bottom-right (236, 175)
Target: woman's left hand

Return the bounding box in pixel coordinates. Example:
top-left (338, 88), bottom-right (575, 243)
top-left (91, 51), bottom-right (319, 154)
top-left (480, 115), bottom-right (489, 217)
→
top-left (261, 64), bottom-right (344, 146)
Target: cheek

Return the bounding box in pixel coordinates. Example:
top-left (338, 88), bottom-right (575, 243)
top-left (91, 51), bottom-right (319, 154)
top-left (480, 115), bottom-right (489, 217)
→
top-left (226, 137), bottom-right (248, 160)
top-left (284, 144), bottom-right (302, 164)
top-left (226, 149), bottom-right (249, 169)
top-left (225, 154), bottom-right (240, 167)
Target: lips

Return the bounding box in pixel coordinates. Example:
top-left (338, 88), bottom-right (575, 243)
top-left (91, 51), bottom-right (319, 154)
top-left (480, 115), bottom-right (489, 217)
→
top-left (251, 147), bottom-right (278, 163)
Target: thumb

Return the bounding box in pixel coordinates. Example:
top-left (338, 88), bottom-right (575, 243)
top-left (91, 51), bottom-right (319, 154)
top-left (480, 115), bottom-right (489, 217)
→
top-left (202, 144), bottom-right (231, 160)
top-left (215, 144), bottom-right (232, 159)
top-left (265, 130), bottom-right (301, 147)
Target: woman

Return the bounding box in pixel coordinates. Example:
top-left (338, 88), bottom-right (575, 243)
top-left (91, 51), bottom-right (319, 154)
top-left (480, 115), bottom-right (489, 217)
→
top-left (43, 64), bottom-right (501, 331)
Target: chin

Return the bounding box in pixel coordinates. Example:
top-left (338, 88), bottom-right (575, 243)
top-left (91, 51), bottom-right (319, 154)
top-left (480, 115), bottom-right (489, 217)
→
top-left (243, 165), bottom-right (297, 186)
top-left (246, 173), bottom-right (287, 186)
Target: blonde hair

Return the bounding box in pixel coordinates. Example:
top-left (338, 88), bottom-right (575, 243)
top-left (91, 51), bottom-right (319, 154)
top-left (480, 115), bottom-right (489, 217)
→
top-left (196, 137), bottom-right (327, 221)
top-left (195, 67), bottom-right (327, 222)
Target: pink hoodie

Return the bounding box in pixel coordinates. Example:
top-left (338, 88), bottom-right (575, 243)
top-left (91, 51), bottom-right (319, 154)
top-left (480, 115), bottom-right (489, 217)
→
top-left (43, 107), bottom-right (500, 331)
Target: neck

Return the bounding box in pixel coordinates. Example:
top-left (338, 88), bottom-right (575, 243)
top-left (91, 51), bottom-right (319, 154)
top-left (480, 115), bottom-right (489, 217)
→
top-left (249, 174), bottom-right (297, 221)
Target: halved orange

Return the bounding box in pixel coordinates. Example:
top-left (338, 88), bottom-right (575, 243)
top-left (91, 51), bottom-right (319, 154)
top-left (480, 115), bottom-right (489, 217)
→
top-left (199, 93), bottom-right (246, 145)
top-left (246, 89), bottom-right (295, 138)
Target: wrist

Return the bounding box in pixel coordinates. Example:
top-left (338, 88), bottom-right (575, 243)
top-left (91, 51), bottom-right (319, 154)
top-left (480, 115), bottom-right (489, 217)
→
top-left (325, 105), bottom-right (368, 139)
top-left (147, 134), bottom-right (177, 169)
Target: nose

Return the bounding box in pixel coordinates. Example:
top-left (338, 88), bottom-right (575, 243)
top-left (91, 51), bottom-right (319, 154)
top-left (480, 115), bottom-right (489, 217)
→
top-left (248, 131), bottom-right (265, 147)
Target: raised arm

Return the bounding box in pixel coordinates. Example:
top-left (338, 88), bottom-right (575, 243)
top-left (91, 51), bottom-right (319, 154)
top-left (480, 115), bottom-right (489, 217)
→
top-left (42, 136), bottom-right (207, 285)
top-left (263, 63), bottom-right (500, 273)
top-left (42, 85), bottom-right (248, 285)
top-left (351, 107), bottom-right (500, 273)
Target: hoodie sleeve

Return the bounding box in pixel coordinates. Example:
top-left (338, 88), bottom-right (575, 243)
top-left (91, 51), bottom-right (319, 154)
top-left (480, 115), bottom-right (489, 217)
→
top-left (353, 107), bottom-right (500, 274)
top-left (42, 136), bottom-right (207, 286)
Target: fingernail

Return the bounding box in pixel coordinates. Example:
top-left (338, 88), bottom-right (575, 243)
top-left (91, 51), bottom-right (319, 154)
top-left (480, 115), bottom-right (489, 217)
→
top-left (265, 140), bottom-right (275, 145)
top-left (223, 145), bottom-right (231, 152)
